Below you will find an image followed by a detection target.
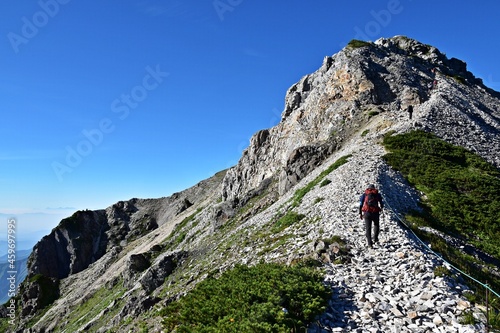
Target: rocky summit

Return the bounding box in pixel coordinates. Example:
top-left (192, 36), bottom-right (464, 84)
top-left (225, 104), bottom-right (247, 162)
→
top-left (3, 36), bottom-right (500, 332)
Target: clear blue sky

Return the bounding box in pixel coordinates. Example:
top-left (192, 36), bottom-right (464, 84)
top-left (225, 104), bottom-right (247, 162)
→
top-left (1, 0), bottom-right (500, 244)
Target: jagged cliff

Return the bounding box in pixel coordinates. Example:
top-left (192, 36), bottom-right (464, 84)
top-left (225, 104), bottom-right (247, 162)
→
top-left (222, 36), bottom-right (498, 205)
top-left (3, 36), bottom-right (499, 332)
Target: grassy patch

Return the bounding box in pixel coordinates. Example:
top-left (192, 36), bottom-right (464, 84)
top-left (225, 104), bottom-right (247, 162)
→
top-left (319, 179), bottom-right (331, 187)
top-left (488, 301), bottom-right (500, 329)
top-left (163, 207), bottom-right (203, 247)
top-left (21, 274), bottom-right (60, 310)
top-left (258, 234), bottom-right (295, 256)
top-left (433, 265), bottom-right (451, 277)
top-left (347, 39), bottom-right (371, 49)
top-left (460, 310), bottom-right (476, 325)
top-left (382, 130), bottom-right (500, 325)
top-left (0, 318), bottom-right (10, 332)
top-left (313, 197), bottom-right (324, 204)
top-left (383, 130), bottom-right (500, 258)
top-left (160, 262), bottom-right (331, 332)
top-left (452, 75), bottom-right (466, 85)
top-left (56, 280), bottom-right (127, 332)
top-left (322, 235), bottom-right (347, 247)
top-left (292, 155), bottom-right (351, 207)
top-left (321, 236), bottom-right (351, 264)
top-left (272, 211), bottom-right (306, 233)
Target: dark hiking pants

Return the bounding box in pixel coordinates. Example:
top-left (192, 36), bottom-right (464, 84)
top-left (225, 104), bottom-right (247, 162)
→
top-left (363, 212), bottom-right (380, 247)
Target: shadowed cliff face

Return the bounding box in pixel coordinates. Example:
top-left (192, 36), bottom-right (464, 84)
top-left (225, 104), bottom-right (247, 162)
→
top-left (28, 210), bottom-right (109, 279)
top-left (27, 199), bottom-right (160, 280)
top-left (7, 36), bottom-right (500, 332)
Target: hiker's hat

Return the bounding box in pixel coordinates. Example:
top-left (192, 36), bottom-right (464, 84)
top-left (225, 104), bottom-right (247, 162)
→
top-left (367, 184), bottom-right (375, 189)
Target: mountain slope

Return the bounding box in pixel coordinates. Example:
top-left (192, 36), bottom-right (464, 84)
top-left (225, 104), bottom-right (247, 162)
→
top-left (2, 36), bottom-right (499, 332)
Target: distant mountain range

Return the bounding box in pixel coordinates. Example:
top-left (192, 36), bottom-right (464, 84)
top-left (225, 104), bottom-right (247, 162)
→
top-left (0, 240), bottom-right (38, 258)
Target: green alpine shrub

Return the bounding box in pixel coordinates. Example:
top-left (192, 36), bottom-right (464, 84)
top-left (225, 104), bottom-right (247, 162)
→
top-left (161, 263), bottom-right (331, 332)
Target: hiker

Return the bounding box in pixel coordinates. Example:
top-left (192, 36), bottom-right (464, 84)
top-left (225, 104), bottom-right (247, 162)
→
top-left (407, 105), bottom-right (413, 120)
top-left (359, 184), bottom-right (384, 248)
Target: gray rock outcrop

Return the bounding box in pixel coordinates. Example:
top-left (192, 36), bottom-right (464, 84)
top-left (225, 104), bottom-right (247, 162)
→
top-left (221, 36), bottom-right (499, 208)
top-left (28, 209), bottom-right (109, 279)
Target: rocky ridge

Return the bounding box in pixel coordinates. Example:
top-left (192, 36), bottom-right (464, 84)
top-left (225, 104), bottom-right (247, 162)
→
top-left (221, 36), bottom-right (499, 205)
top-left (4, 36), bottom-right (500, 332)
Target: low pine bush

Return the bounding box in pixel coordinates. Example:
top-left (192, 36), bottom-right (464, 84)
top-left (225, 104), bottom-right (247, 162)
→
top-left (161, 263), bottom-right (331, 332)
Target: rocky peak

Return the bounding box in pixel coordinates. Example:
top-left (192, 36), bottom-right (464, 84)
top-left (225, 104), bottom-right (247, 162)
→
top-left (221, 36), bottom-right (498, 206)
top-left (375, 36), bottom-right (481, 85)
top-left (375, 35), bottom-right (446, 62)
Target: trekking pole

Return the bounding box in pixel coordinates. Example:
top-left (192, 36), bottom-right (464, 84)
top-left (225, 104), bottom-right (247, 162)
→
top-left (380, 209), bottom-right (389, 243)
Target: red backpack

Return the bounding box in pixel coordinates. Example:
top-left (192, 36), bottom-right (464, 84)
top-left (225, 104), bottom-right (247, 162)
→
top-left (362, 188), bottom-right (381, 213)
